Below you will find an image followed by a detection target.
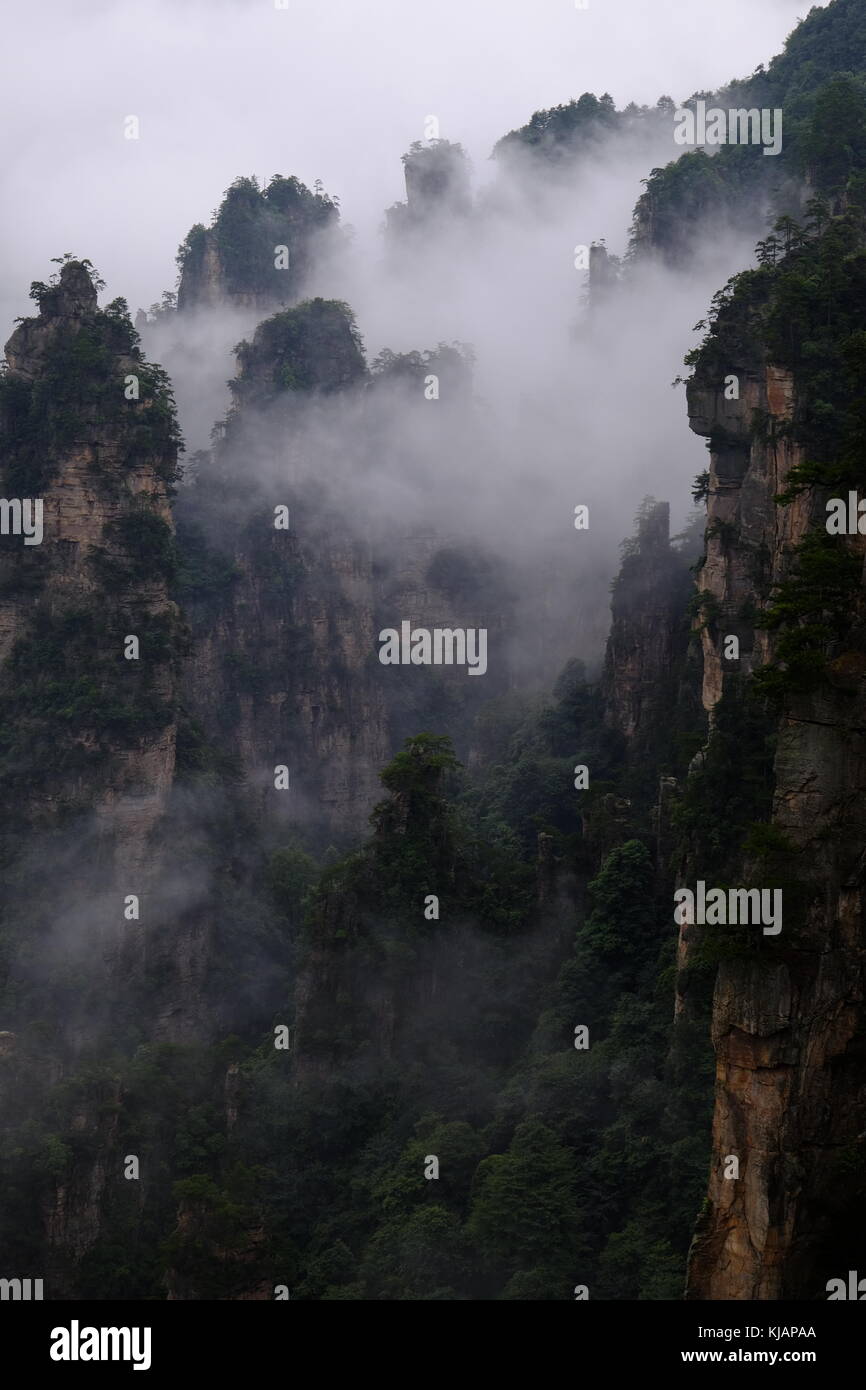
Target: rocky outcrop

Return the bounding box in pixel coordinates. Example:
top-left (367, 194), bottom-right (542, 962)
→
top-left (686, 364), bottom-right (809, 709)
top-left (385, 140), bottom-right (472, 242)
top-left (0, 260), bottom-right (181, 873)
top-left (0, 261), bottom-right (192, 1278)
top-left (176, 176), bottom-right (340, 314)
top-left (682, 353), bottom-right (866, 1300)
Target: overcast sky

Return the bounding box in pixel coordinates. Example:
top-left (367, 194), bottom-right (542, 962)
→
top-left (0, 0), bottom-right (811, 326)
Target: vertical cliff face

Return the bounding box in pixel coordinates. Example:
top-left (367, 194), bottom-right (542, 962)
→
top-left (384, 140), bottom-right (472, 244)
top-left (178, 299), bottom-right (513, 840)
top-left (0, 274), bottom-right (184, 1073)
top-left (0, 260), bottom-right (182, 876)
top-left (682, 276), bottom-right (866, 1298)
top-left (0, 261), bottom-right (190, 1291)
top-left (602, 501), bottom-right (695, 751)
top-left (599, 500), bottom-right (704, 880)
top-left (176, 299), bottom-right (389, 839)
top-left (402, 140), bottom-right (471, 216)
top-left (686, 364), bottom-right (807, 710)
top-left (181, 509), bottom-right (392, 840)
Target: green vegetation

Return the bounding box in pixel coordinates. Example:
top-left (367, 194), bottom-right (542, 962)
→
top-left (630, 0), bottom-right (866, 261)
top-left (672, 682), bottom-right (776, 884)
top-left (176, 175), bottom-right (338, 304)
top-left (493, 92), bottom-right (621, 162)
top-left (93, 509), bottom-right (178, 586)
top-left (0, 603), bottom-right (178, 799)
top-left (0, 261), bottom-right (184, 822)
top-left (632, 148), bottom-right (767, 265)
top-left (686, 194), bottom-right (866, 705)
top-left (231, 298), bottom-right (366, 403)
top-left (172, 520), bottom-right (241, 607)
top-left (753, 530), bottom-right (862, 700)
top-left (0, 265), bottom-right (181, 494)
top-left (8, 0), bottom-right (866, 1304)
top-left (0, 575), bottom-right (714, 1298)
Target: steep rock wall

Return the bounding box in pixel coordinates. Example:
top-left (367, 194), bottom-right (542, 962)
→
top-left (682, 359), bottom-right (866, 1299)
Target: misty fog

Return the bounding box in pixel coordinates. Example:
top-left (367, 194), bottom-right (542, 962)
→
top-left (1, 2), bottom-right (807, 680)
